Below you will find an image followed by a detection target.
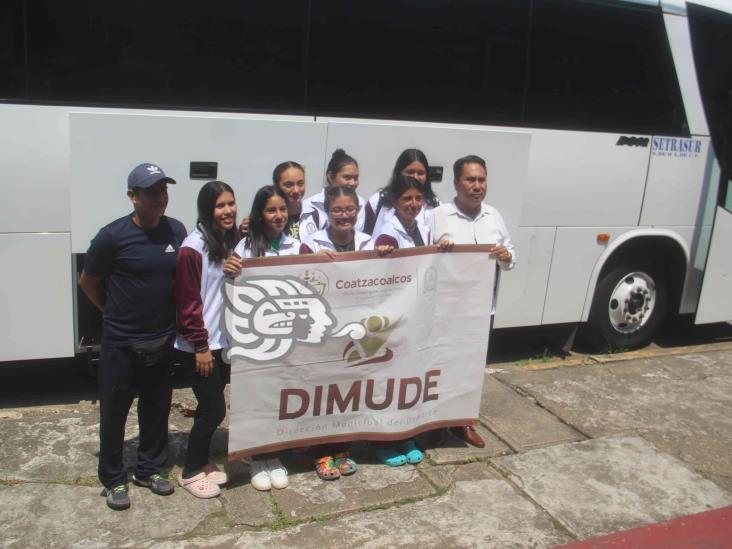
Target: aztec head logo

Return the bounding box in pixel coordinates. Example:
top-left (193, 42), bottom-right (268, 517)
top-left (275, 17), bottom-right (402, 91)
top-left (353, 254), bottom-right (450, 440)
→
top-left (343, 315), bottom-right (400, 367)
top-left (300, 269), bottom-right (329, 296)
top-left (223, 275), bottom-right (365, 363)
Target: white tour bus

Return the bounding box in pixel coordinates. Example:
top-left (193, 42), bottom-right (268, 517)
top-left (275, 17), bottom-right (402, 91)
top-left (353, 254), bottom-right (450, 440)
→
top-left (1, 0), bottom-right (731, 363)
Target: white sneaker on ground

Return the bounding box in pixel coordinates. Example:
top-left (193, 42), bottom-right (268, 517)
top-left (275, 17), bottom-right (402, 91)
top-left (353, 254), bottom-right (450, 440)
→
top-left (249, 458), bottom-right (271, 491)
top-left (267, 458), bottom-right (289, 489)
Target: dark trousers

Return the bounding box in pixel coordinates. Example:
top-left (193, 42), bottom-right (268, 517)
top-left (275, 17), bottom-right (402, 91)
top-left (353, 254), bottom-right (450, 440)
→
top-left (180, 350), bottom-right (229, 477)
top-left (98, 344), bottom-right (173, 488)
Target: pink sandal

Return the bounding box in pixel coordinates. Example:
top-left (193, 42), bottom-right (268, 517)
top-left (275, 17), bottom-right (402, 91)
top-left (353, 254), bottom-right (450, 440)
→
top-left (179, 472), bottom-right (221, 498)
top-left (204, 467), bottom-right (228, 486)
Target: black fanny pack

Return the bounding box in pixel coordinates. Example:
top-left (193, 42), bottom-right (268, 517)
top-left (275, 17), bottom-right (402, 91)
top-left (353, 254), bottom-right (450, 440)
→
top-left (129, 335), bottom-right (172, 367)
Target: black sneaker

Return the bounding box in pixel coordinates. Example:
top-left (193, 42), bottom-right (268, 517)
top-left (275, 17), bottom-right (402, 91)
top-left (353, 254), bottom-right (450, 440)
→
top-left (101, 484), bottom-right (130, 510)
top-left (132, 473), bottom-right (175, 496)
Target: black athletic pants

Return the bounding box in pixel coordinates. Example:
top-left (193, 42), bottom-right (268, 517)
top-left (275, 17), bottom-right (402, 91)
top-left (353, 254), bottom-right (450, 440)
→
top-left (180, 350), bottom-right (230, 477)
top-left (98, 344), bottom-right (173, 488)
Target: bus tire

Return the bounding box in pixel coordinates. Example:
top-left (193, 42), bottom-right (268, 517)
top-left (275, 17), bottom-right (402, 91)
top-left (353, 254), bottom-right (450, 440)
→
top-left (586, 263), bottom-right (667, 351)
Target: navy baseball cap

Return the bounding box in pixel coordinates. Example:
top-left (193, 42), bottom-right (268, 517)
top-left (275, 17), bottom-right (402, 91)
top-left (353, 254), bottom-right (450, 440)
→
top-left (127, 163), bottom-right (177, 189)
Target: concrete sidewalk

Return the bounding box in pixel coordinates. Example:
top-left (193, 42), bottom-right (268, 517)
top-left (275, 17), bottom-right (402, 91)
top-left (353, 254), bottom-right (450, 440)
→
top-left (1, 347), bottom-right (731, 548)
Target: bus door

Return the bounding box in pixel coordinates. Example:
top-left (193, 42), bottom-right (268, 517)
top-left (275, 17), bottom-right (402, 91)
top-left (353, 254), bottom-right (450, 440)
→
top-left (696, 201), bottom-right (732, 324)
top-left (695, 152), bottom-right (732, 323)
top-left (689, 3), bottom-right (732, 324)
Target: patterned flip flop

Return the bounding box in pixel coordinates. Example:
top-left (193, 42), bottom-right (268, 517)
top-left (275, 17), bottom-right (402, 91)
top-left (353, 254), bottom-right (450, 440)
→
top-left (334, 452), bottom-right (358, 475)
top-left (314, 456), bottom-right (340, 480)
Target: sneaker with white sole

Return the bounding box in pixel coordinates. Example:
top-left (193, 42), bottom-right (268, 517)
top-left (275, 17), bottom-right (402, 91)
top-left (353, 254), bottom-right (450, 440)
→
top-left (101, 483), bottom-right (130, 511)
top-left (249, 458), bottom-right (271, 491)
top-left (267, 458), bottom-right (289, 489)
top-left (132, 473), bottom-right (174, 496)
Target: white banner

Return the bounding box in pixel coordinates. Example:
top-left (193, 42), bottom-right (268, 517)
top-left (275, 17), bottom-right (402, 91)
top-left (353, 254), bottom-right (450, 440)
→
top-left (224, 246), bottom-right (495, 459)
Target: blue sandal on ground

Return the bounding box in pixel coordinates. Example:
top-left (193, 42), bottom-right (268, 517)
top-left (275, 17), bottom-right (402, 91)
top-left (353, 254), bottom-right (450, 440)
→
top-left (375, 446), bottom-right (407, 467)
top-left (399, 439), bottom-right (424, 464)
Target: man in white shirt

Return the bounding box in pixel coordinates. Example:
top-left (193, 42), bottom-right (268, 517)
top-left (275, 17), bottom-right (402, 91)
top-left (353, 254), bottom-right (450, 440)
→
top-left (430, 154), bottom-right (515, 448)
top-left (431, 154), bottom-right (514, 269)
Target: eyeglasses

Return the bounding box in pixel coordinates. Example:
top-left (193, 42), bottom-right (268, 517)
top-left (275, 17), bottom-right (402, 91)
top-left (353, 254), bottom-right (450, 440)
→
top-left (330, 206), bottom-right (358, 215)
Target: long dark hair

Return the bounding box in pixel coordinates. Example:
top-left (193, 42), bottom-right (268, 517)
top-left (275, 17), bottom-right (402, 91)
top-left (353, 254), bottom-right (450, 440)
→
top-left (384, 149), bottom-right (438, 207)
top-left (196, 181), bottom-right (240, 264)
top-left (245, 185), bottom-right (287, 257)
top-left (326, 149), bottom-right (358, 184)
top-left (385, 175), bottom-right (423, 208)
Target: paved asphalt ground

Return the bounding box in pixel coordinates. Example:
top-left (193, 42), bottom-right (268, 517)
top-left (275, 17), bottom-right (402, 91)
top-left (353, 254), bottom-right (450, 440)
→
top-left (1, 322), bottom-right (731, 548)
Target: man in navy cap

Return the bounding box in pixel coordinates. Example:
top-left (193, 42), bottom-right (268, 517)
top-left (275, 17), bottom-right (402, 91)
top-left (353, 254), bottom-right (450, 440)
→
top-left (79, 163), bottom-right (187, 510)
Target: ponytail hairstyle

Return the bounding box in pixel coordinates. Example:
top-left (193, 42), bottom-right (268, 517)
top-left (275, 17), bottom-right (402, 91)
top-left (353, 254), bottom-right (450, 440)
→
top-left (384, 148), bottom-right (438, 207)
top-left (385, 175), bottom-right (423, 208)
top-left (324, 185), bottom-right (359, 213)
top-left (196, 180), bottom-right (240, 264)
top-left (272, 160), bottom-right (305, 185)
top-left (245, 185), bottom-right (287, 258)
top-left (326, 149), bottom-right (358, 185)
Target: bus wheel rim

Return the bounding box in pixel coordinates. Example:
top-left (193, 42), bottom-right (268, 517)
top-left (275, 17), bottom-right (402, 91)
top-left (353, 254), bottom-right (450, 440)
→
top-left (607, 271), bottom-right (656, 334)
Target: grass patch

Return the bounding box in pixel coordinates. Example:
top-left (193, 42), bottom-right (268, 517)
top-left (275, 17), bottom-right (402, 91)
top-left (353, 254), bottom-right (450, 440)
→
top-left (362, 491), bottom-right (441, 514)
top-left (549, 516), bottom-right (578, 541)
top-left (51, 476), bottom-right (98, 487)
top-left (266, 495), bottom-right (305, 531)
top-left (605, 345), bottom-right (629, 355)
top-left (515, 347), bottom-right (554, 367)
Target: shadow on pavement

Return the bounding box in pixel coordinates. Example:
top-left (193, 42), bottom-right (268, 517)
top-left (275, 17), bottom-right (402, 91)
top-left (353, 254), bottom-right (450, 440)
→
top-left (0, 357), bottom-right (189, 410)
top-left (2, 321), bottom-right (731, 409)
top-left (488, 319), bottom-right (732, 365)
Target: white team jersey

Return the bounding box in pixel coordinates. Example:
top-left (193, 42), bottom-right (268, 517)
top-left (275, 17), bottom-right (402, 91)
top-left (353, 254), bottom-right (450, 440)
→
top-left (375, 212), bottom-right (432, 248)
top-left (233, 233), bottom-right (300, 258)
top-left (301, 228), bottom-right (373, 253)
top-left (300, 189), bottom-right (367, 237)
top-left (174, 228), bottom-right (229, 353)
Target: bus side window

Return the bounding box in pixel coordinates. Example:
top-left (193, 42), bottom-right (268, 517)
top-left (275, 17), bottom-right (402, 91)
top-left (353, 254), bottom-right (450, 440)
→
top-left (24, 0), bottom-right (309, 111)
top-left (307, 0), bottom-right (530, 126)
top-left (0, 0), bottom-right (24, 100)
top-left (525, 0), bottom-right (688, 136)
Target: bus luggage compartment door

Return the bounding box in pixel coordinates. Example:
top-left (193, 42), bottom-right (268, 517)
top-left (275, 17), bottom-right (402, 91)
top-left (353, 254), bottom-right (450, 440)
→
top-left (0, 233), bottom-right (75, 361)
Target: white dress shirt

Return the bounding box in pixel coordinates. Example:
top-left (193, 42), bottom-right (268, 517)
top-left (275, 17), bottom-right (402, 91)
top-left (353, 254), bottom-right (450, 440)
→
top-left (430, 201), bottom-right (516, 271)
